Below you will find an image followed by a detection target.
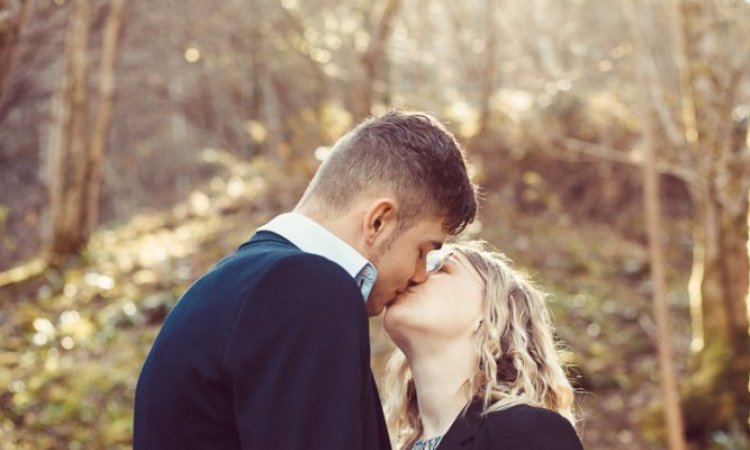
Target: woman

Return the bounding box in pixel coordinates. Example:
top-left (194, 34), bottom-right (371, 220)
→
top-left (382, 241), bottom-right (584, 450)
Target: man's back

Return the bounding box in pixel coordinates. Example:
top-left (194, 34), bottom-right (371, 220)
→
top-left (133, 231), bottom-right (390, 449)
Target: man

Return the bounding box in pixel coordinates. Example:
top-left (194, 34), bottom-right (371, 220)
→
top-left (133, 110), bottom-right (479, 449)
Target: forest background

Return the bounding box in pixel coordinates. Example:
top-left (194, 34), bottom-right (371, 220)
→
top-left (1, 0), bottom-right (750, 449)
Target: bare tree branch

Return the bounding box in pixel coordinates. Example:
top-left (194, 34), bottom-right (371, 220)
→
top-left (643, 55), bottom-right (687, 150)
top-left (356, 0), bottom-right (401, 118)
top-left (0, 0), bottom-right (35, 104)
top-left (545, 130), bottom-right (707, 190)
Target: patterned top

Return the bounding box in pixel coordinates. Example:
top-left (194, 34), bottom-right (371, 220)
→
top-left (412, 435), bottom-right (443, 450)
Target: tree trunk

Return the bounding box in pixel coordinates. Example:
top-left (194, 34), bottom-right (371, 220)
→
top-left (672, 0), bottom-right (750, 440)
top-left (49, 0), bottom-right (91, 258)
top-left (682, 186), bottom-right (750, 439)
top-left (167, 0), bottom-right (187, 145)
top-left (476, 0), bottom-right (499, 137)
top-left (0, 0), bottom-right (34, 103)
top-left (246, 1), bottom-right (265, 155)
top-left (643, 140), bottom-right (688, 450)
top-left (48, 0), bottom-right (126, 259)
top-left (85, 0), bottom-right (127, 233)
top-left (626, 1), bottom-right (688, 447)
top-left (356, 0), bottom-right (401, 119)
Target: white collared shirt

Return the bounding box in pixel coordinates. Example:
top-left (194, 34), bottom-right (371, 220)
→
top-left (256, 212), bottom-right (377, 302)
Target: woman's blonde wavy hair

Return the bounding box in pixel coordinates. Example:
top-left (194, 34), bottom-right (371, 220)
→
top-left (382, 241), bottom-right (579, 449)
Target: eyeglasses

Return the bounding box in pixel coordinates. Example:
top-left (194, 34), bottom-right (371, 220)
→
top-left (426, 249), bottom-right (454, 274)
top-left (426, 248), bottom-right (485, 286)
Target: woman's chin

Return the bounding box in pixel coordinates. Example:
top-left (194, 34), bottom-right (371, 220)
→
top-left (383, 323), bottom-right (410, 352)
top-left (384, 291), bottom-right (408, 312)
top-left (385, 289), bottom-right (431, 336)
top-left (383, 302), bottom-right (407, 335)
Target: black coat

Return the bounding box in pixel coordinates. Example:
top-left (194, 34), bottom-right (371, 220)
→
top-left (436, 401), bottom-right (584, 450)
top-left (133, 231), bottom-right (391, 450)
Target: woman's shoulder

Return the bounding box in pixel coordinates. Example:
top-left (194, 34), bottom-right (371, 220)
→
top-left (481, 403), bottom-right (570, 427)
top-left (476, 403), bottom-right (584, 450)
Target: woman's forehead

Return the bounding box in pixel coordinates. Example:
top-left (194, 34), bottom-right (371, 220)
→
top-left (450, 251), bottom-right (484, 285)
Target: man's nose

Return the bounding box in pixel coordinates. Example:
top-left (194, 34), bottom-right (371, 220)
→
top-left (410, 264), bottom-right (429, 285)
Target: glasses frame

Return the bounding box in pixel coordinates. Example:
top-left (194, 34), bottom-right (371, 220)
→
top-left (426, 249), bottom-right (454, 274)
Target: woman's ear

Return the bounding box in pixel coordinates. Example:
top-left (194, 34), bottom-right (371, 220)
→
top-left (362, 198), bottom-right (398, 246)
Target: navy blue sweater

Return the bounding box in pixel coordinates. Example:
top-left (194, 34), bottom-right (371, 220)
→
top-left (133, 231), bottom-right (391, 450)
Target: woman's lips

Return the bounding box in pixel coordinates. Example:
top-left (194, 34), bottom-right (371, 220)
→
top-left (394, 287), bottom-right (414, 299)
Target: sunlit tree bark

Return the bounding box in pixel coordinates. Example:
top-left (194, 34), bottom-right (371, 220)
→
top-left (85, 0), bottom-right (126, 233)
top-left (625, 1), bottom-right (688, 448)
top-left (48, 0), bottom-right (127, 259)
top-left (0, 0), bottom-right (34, 102)
top-left (476, 0), bottom-right (499, 137)
top-left (49, 0), bottom-right (91, 257)
top-left (672, 0), bottom-right (750, 440)
top-left (356, 0), bottom-right (401, 119)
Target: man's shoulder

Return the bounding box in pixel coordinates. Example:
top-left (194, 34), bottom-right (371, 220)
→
top-left (191, 231), bottom-right (354, 298)
top-left (257, 251), bottom-right (362, 302)
top-left (234, 230), bottom-right (301, 257)
top-left (232, 232), bottom-right (361, 301)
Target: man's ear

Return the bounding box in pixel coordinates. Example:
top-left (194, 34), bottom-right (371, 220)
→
top-left (362, 198), bottom-right (398, 246)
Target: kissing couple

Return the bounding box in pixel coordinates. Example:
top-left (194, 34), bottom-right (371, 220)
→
top-left (133, 110), bottom-right (585, 450)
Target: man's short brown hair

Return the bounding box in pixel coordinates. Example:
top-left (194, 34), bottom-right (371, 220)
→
top-left (299, 110), bottom-right (478, 235)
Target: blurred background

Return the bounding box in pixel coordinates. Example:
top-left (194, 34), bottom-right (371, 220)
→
top-left (1, 0), bottom-right (749, 448)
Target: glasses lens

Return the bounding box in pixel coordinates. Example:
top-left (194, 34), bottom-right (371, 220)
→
top-left (426, 249), bottom-right (452, 273)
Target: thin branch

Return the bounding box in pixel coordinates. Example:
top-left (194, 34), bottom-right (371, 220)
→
top-left (362, 0), bottom-right (401, 66)
top-left (714, 145), bottom-right (750, 216)
top-left (553, 134), bottom-right (636, 165)
top-left (545, 131), bottom-right (707, 190)
top-left (0, 0), bottom-right (35, 104)
top-left (644, 55), bottom-right (687, 150)
top-left (673, 0), bottom-right (701, 148)
top-left (714, 64), bottom-right (744, 167)
top-left (0, 256), bottom-right (49, 288)
top-left (715, 178), bottom-right (748, 218)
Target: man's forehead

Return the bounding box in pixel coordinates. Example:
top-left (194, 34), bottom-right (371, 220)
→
top-left (421, 229), bottom-right (447, 250)
top-left (412, 216), bottom-right (448, 244)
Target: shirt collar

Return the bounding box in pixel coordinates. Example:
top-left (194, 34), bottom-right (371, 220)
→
top-left (256, 212), bottom-right (377, 300)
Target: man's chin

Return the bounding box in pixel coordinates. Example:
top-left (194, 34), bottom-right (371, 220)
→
top-left (365, 299), bottom-right (385, 317)
top-left (366, 295), bottom-right (397, 317)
